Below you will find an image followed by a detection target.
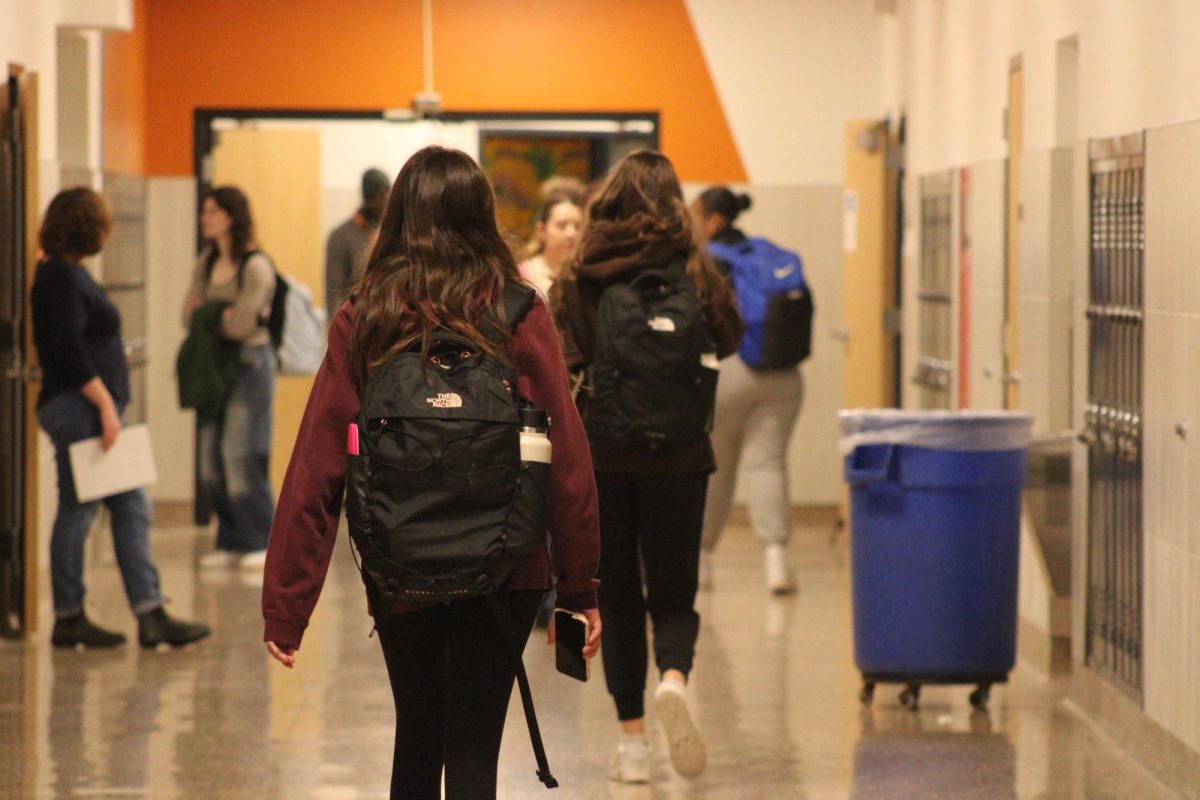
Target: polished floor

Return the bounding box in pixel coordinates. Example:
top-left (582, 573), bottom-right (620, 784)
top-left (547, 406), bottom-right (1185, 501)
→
top-left (0, 512), bottom-right (1184, 799)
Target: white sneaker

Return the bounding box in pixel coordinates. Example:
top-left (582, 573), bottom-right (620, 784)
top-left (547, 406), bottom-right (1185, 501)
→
top-left (608, 735), bottom-right (651, 784)
top-left (698, 552), bottom-right (714, 591)
top-left (764, 544), bottom-right (797, 595)
top-left (654, 678), bottom-right (706, 778)
top-left (238, 550), bottom-right (268, 570)
top-left (199, 550), bottom-right (238, 569)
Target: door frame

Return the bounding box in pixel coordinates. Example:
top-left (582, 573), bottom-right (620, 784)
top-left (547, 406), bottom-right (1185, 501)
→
top-left (188, 108), bottom-right (660, 522)
top-left (193, 108), bottom-right (660, 218)
top-left (1004, 57), bottom-right (1024, 409)
top-left (1, 64), bottom-right (40, 637)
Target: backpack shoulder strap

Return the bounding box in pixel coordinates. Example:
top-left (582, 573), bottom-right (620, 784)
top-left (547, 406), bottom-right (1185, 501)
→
top-left (235, 248), bottom-right (272, 289)
top-left (484, 592), bottom-right (558, 788)
top-left (501, 280), bottom-right (537, 333)
top-left (202, 248), bottom-right (218, 283)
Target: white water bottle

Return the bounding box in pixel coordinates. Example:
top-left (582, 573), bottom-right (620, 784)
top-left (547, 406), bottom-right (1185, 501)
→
top-left (519, 408), bottom-right (552, 465)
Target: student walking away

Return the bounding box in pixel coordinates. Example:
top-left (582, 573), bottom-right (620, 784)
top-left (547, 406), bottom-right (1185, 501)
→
top-left (262, 147), bottom-right (601, 800)
top-left (325, 167), bottom-right (390, 315)
top-left (691, 187), bottom-right (814, 595)
top-left (181, 187), bottom-right (276, 570)
top-left (32, 188), bottom-right (210, 649)
top-left (550, 151), bottom-right (743, 784)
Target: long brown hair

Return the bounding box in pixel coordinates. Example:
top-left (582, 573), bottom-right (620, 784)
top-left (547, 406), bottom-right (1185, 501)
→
top-left (349, 146), bottom-right (521, 388)
top-left (581, 150), bottom-right (728, 305)
top-left (203, 186), bottom-right (256, 263)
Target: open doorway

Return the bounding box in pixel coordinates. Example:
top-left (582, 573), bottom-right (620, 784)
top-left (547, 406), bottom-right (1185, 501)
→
top-left (190, 109), bottom-right (658, 513)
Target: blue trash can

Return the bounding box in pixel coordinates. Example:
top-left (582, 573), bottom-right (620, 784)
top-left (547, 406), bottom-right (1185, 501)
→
top-left (840, 410), bottom-right (1033, 711)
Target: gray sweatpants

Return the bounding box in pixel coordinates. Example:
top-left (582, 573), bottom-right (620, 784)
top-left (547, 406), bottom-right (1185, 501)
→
top-left (702, 356), bottom-right (805, 552)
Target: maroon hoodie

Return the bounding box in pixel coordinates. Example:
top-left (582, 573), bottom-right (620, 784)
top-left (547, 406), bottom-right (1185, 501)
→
top-left (261, 295), bottom-right (600, 652)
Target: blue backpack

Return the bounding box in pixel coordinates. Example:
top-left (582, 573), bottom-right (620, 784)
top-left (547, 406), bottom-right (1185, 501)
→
top-left (708, 237), bottom-right (814, 370)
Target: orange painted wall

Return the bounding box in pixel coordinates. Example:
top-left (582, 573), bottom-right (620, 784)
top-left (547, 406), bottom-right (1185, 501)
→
top-left (143, 0), bottom-right (745, 182)
top-left (103, 0), bottom-right (148, 175)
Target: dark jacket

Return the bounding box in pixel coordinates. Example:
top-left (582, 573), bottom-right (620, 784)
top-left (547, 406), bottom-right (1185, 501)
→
top-left (176, 300), bottom-right (238, 422)
top-left (30, 257), bottom-right (130, 408)
top-left (550, 214), bottom-right (744, 475)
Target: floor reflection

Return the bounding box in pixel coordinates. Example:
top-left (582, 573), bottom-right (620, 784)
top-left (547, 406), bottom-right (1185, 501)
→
top-left (851, 706), bottom-right (1016, 800)
top-left (0, 520), bottom-right (1186, 799)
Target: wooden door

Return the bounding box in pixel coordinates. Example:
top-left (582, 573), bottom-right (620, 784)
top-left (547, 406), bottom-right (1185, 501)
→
top-left (211, 128), bottom-right (322, 491)
top-left (1, 66), bottom-right (40, 637)
top-left (1004, 62), bottom-right (1024, 408)
top-left (840, 119), bottom-right (898, 411)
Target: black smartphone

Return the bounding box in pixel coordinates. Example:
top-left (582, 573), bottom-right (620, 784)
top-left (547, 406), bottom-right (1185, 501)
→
top-left (554, 609), bottom-right (590, 682)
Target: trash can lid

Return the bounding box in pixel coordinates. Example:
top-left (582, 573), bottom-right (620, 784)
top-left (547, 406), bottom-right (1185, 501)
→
top-left (838, 409), bottom-right (1033, 455)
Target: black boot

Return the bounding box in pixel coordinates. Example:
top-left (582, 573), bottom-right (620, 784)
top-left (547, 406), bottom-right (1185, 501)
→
top-left (51, 612), bottom-right (126, 649)
top-left (137, 607), bottom-right (211, 648)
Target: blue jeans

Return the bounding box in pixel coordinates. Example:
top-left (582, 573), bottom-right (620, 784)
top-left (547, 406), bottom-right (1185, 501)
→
top-left (37, 390), bottom-right (162, 618)
top-left (198, 344), bottom-right (275, 553)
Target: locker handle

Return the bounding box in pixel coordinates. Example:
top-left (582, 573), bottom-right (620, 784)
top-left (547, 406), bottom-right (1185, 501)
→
top-left (846, 445), bottom-right (895, 485)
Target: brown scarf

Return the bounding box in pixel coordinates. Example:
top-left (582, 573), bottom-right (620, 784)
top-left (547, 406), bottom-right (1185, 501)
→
top-left (574, 213), bottom-right (692, 285)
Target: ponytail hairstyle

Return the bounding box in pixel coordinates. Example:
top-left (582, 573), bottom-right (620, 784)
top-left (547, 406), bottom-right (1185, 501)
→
top-left (349, 146), bottom-right (522, 388)
top-left (697, 186), bottom-right (752, 235)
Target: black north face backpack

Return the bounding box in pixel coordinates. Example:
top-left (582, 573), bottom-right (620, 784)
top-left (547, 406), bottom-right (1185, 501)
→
top-left (344, 281), bottom-right (559, 788)
top-left (345, 282), bottom-right (546, 603)
top-left (587, 261), bottom-right (719, 451)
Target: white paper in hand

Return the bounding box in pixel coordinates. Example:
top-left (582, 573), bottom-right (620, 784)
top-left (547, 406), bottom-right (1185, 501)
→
top-left (67, 424), bottom-right (158, 503)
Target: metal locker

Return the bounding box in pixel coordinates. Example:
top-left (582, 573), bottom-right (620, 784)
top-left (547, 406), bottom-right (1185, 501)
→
top-left (915, 172), bottom-right (954, 409)
top-left (1082, 133), bottom-right (1144, 700)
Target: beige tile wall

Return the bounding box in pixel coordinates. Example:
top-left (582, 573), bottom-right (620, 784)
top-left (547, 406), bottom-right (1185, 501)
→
top-left (965, 159), bottom-right (1005, 411)
top-left (145, 178), bottom-right (198, 502)
top-left (1141, 121), bottom-right (1200, 751)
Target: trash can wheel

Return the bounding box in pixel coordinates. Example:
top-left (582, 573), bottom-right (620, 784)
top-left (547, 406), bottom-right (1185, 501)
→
top-left (969, 683), bottom-right (991, 711)
top-left (858, 682), bottom-right (876, 706)
top-left (898, 683), bottom-right (921, 711)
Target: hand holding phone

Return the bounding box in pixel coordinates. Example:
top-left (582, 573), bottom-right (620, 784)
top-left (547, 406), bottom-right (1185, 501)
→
top-left (553, 609), bottom-right (591, 682)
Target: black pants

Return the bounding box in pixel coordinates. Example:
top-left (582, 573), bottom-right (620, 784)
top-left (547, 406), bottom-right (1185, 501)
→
top-left (596, 471), bottom-right (708, 721)
top-left (375, 590), bottom-right (543, 800)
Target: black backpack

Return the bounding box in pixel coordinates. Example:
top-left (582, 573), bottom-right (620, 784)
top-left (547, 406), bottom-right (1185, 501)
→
top-left (343, 281), bottom-right (559, 788)
top-left (587, 262), bottom-right (719, 451)
top-left (344, 282), bottom-right (546, 604)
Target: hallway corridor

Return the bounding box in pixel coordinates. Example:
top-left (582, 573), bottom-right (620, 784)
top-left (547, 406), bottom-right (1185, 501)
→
top-left (0, 513), bottom-right (1181, 799)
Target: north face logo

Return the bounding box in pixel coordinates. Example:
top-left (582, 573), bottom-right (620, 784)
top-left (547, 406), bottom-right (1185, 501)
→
top-left (426, 392), bottom-right (463, 408)
top-left (647, 316), bottom-right (677, 332)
